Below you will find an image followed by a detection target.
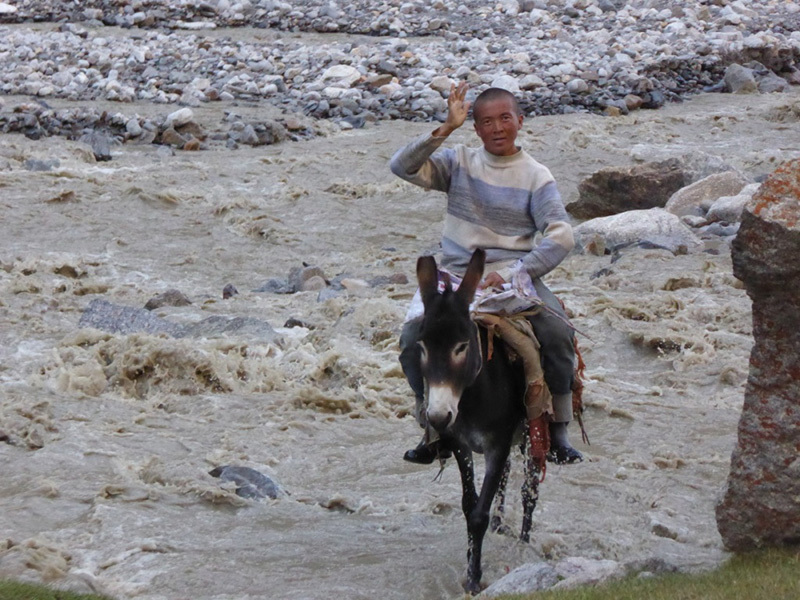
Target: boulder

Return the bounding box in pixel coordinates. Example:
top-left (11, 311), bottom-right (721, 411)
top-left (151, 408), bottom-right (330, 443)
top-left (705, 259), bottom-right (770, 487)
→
top-left (79, 131), bottom-right (114, 162)
top-left (144, 289), bottom-right (192, 310)
top-left (706, 183), bottom-right (761, 223)
top-left (665, 171), bottom-right (751, 217)
top-left (80, 299), bottom-right (183, 337)
top-left (209, 465), bottom-right (284, 500)
top-left (288, 265), bottom-right (328, 291)
top-left (566, 159), bottom-right (686, 219)
top-left (480, 563), bottom-right (558, 597)
top-left (574, 208), bottom-right (703, 254)
top-left (481, 557), bottom-right (625, 598)
top-left (724, 63), bottom-right (758, 94)
top-left (757, 71), bottom-right (791, 94)
top-left (716, 158), bottom-right (800, 551)
top-left (80, 299), bottom-right (281, 344)
top-left (629, 147), bottom-right (740, 185)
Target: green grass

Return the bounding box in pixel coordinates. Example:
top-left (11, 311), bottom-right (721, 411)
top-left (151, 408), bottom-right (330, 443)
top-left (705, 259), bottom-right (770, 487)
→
top-left (2, 548), bottom-right (798, 599)
top-left (0, 580), bottom-right (113, 600)
top-left (496, 548), bottom-right (800, 600)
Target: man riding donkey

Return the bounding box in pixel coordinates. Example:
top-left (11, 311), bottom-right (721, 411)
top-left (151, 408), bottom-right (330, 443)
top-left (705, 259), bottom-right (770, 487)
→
top-left (390, 82), bottom-right (584, 468)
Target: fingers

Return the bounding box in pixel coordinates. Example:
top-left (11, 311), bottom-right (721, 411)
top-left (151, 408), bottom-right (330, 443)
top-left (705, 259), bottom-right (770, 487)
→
top-left (450, 81), bottom-right (469, 102)
top-left (479, 272), bottom-right (506, 290)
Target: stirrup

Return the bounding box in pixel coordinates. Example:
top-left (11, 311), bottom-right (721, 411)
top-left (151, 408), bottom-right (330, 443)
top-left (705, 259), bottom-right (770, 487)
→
top-left (403, 441), bottom-right (451, 465)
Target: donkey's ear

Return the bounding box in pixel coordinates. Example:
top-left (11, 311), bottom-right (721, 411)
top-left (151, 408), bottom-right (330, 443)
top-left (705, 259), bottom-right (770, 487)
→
top-left (417, 255), bottom-right (439, 308)
top-left (456, 248), bottom-right (485, 305)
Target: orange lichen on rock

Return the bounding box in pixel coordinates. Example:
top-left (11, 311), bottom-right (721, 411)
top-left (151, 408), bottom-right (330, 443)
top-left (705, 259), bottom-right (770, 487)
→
top-left (750, 158), bottom-right (800, 229)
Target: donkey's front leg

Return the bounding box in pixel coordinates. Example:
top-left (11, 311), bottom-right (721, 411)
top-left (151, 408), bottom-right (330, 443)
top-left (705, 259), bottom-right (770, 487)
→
top-left (490, 459), bottom-right (512, 535)
top-left (453, 445), bottom-right (478, 523)
top-left (459, 446), bottom-right (511, 594)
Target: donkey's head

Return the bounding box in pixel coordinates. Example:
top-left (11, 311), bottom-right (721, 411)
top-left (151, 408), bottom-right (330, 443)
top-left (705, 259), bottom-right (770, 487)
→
top-left (417, 249), bottom-right (486, 432)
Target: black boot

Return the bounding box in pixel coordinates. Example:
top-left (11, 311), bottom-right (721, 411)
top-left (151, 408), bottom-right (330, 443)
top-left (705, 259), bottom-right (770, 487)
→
top-left (403, 438), bottom-right (451, 464)
top-left (547, 421), bottom-right (583, 465)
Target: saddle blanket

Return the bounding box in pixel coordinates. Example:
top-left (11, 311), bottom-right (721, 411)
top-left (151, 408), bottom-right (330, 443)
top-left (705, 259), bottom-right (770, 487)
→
top-left (404, 259), bottom-right (543, 323)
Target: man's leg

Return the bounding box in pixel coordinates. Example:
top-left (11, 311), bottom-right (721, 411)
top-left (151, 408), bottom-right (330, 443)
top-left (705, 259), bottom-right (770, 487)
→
top-left (528, 279), bottom-right (583, 464)
top-left (398, 318), bottom-right (448, 464)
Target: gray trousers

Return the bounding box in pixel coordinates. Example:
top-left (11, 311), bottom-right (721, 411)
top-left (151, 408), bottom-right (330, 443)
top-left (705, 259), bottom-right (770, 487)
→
top-left (399, 278), bottom-right (575, 427)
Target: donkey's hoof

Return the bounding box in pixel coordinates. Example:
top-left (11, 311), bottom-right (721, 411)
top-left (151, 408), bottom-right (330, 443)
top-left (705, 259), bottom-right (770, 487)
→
top-left (547, 445), bottom-right (583, 465)
top-left (490, 518), bottom-right (514, 537)
top-left (462, 578), bottom-right (484, 595)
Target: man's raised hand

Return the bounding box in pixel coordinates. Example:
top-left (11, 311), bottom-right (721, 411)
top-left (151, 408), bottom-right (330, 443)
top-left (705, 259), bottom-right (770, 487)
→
top-left (434, 81), bottom-right (470, 137)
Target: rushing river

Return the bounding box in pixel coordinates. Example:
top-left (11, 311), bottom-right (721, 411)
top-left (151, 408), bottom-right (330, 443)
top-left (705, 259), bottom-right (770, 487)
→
top-left (2, 83), bottom-right (799, 598)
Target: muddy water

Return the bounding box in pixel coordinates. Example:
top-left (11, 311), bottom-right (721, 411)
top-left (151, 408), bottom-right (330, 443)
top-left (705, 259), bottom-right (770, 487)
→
top-left (2, 86), bottom-right (800, 599)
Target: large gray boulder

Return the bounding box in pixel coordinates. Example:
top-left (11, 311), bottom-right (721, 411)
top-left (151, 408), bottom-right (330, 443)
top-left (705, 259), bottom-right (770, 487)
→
top-left (79, 299), bottom-right (281, 344)
top-left (574, 208), bottom-right (703, 254)
top-left (716, 158), bottom-right (800, 551)
top-left (481, 557), bottom-right (625, 598)
top-left (566, 159), bottom-right (687, 220)
top-left (629, 147), bottom-right (741, 185)
top-left (479, 563), bottom-right (558, 597)
top-left (665, 171), bottom-right (751, 217)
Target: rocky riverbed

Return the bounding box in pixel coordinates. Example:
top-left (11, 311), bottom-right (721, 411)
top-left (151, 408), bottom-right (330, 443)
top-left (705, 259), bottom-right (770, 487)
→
top-left (1, 1), bottom-right (800, 599)
top-left (2, 0), bottom-right (800, 126)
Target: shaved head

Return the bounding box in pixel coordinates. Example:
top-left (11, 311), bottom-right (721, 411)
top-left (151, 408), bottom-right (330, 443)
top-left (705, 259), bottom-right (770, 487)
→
top-left (472, 88), bottom-right (522, 121)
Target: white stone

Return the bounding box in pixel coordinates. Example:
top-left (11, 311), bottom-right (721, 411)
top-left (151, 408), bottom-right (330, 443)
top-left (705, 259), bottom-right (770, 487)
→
top-left (191, 78), bottom-right (212, 91)
top-left (126, 118), bottom-right (143, 137)
top-left (743, 34), bottom-right (766, 49)
top-left (566, 78), bottom-right (589, 93)
top-left (491, 74), bottom-right (521, 94)
top-left (323, 86), bottom-right (348, 99)
top-left (528, 8), bottom-right (549, 25)
top-left (175, 21), bottom-right (218, 29)
top-left (429, 75), bottom-right (454, 93)
top-left (0, 2), bottom-right (18, 14)
top-left (665, 171), bottom-right (751, 217)
top-left (467, 38), bottom-right (487, 52)
top-left (706, 183), bottom-right (761, 224)
top-left (519, 74), bottom-right (545, 89)
top-left (378, 82), bottom-right (403, 96)
top-left (165, 107), bottom-right (194, 128)
top-left (320, 64), bottom-right (361, 87)
top-left (498, 0), bottom-right (519, 16)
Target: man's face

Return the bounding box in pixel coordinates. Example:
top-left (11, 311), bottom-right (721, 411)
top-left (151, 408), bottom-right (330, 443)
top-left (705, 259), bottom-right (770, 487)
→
top-left (473, 97), bottom-right (523, 157)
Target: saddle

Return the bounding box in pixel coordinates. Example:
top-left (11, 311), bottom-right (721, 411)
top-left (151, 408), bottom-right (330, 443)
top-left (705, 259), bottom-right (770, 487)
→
top-left (472, 311), bottom-right (588, 478)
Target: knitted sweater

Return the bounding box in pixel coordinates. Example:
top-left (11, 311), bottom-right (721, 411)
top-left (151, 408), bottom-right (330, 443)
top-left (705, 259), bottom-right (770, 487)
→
top-left (390, 132), bottom-right (575, 280)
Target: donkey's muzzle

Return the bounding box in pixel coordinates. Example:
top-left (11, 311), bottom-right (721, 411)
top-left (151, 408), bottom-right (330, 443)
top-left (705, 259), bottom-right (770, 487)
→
top-left (426, 383), bottom-right (459, 432)
top-left (427, 410), bottom-right (453, 432)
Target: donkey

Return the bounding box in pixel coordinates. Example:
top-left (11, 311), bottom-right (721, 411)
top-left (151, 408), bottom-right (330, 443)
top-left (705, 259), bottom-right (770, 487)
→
top-left (416, 248), bottom-right (539, 594)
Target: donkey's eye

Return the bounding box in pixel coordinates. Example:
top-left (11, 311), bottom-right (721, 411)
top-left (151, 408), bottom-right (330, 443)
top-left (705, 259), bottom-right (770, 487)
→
top-left (454, 342), bottom-right (468, 356)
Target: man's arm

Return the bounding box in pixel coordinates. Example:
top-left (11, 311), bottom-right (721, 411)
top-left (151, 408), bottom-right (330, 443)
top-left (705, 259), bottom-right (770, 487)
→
top-left (389, 82), bottom-right (470, 191)
top-left (521, 180), bottom-right (575, 280)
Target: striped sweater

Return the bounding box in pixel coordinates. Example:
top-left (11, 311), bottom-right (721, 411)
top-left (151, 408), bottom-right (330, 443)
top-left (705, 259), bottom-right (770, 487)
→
top-left (390, 132), bottom-right (574, 280)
